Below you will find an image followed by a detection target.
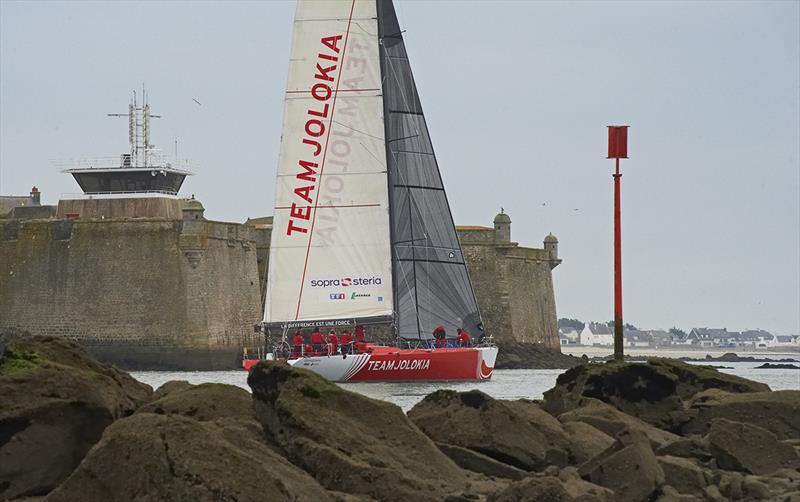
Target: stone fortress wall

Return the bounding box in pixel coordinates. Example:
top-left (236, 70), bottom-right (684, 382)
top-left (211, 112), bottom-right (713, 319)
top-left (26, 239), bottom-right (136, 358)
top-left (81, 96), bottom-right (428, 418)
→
top-left (0, 198), bottom-right (262, 369)
top-left (456, 212), bottom-right (561, 349)
top-left (1, 197), bottom-right (560, 368)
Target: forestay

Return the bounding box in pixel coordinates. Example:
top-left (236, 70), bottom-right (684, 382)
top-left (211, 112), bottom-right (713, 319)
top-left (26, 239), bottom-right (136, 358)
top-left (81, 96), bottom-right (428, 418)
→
top-left (265, 0), bottom-right (393, 326)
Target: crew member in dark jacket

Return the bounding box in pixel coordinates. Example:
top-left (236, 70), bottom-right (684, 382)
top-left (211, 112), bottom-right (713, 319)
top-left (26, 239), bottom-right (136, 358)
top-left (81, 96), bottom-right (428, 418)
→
top-left (433, 326), bottom-right (447, 348)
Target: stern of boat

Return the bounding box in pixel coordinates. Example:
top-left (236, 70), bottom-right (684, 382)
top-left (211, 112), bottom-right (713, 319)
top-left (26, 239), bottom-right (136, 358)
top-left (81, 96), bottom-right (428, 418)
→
top-left (477, 346), bottom-right (498, 380)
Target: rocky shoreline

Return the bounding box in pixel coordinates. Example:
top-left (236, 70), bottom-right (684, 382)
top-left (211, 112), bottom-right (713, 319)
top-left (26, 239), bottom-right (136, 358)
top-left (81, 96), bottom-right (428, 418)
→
top-left (2, 333), bottom-right (799, 501)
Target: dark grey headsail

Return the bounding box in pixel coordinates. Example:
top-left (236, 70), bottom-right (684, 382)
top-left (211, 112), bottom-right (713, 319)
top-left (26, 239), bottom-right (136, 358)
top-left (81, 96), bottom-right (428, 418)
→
top-left (377, 0), bottom-right (483, 340)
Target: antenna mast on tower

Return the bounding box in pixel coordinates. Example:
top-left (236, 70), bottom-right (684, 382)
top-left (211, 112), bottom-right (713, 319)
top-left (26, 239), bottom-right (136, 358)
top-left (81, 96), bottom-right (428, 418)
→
top-left (108, 86), bottom-right (162, 167)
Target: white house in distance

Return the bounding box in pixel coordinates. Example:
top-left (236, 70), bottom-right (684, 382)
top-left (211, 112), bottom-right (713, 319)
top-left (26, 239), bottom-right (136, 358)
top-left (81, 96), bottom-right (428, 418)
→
top-left (580, 323), bottom-right (614, 346)
top-left (559, 327), bottom-right (580, 345)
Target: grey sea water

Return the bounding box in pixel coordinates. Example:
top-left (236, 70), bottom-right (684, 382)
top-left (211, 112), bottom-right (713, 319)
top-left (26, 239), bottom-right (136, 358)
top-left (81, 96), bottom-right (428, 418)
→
top-left (132, 361), bottom-right (800, 412)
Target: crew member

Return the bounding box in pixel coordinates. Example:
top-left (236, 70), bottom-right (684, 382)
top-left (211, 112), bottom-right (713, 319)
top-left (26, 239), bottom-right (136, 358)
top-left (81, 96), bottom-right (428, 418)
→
top-left (456, 328), bottom-right (471, 348)
top-left (292, 330), bottom-right (304, 358)
top-left (340, 330), bottom-right (353, 355)
top-left (310, 329), bottom-right (325, 355)
top-left (354, 325), bottom-right (366, 353)
top-left (327, 330), bottom-right (339, 355)
top-left (433, 326), bottom-right (447, 348)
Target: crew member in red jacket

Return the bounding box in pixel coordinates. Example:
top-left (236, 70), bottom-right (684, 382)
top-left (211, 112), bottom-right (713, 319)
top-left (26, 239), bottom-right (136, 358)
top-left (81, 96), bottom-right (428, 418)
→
top-left (327, 330), bottom-right (339, 355)
top-left (339, 330), bottom-right (353, 355)
top-left (310, 329), bottom-right (325, 355)
top-left (456, 328), bottom-right (471, 348)
top-left (354, 325), bottom-right (366, 353)
top-left (292, 330), bottom-right (304, 358)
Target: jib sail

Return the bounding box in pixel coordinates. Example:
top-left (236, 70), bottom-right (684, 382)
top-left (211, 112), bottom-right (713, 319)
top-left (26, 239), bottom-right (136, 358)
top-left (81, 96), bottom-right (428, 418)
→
top-left (377, 0), bottom-right (483, 340)
top-left (264, 0), bottom-right (393, 326)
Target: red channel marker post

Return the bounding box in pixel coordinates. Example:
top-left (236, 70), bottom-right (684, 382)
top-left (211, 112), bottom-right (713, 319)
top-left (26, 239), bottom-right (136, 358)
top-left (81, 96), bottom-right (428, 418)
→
top-left (607, 126), bottom-right (629, 362)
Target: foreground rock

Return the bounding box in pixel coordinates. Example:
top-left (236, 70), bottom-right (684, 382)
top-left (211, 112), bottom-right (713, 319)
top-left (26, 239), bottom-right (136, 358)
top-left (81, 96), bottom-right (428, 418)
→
top-left (490, 468), bottom-right (614, 502)
top-left (48, 412), bottom-right (331, 501)
top-left (707, 418), bottom-right (800, 475)
top-left (578, 429), bottom-right (665, 502)
top-left (681, 389), bottom-right (800, 439)
top-left (0, 333), bottom-right (152, 500)
top-left (408, 390), bottom-right (571, 470)
top-left (247, 362), bottom-right (479, 502)
top-left (542, 358), bottom-right (769, 431)
top-left (557, 398), bottom-right (680, 449)
top-left (495, 341), bottom-right (583, 369)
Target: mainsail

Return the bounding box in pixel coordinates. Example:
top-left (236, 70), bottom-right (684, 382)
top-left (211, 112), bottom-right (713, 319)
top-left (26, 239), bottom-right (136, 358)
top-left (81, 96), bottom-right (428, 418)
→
top-left (266, 0), bottom-right (484, 339)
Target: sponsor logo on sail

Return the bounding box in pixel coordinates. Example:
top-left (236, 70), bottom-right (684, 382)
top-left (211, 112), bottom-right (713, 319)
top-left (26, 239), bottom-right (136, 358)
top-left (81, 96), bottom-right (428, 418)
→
top-left (367, 359), bottom-right (431, 371)
top-left (329, 293), bottom-right (345, 300)
top-left (351, 292), bottom-right (371, 300)
top-left (311, 276), bottom-right (382, 288)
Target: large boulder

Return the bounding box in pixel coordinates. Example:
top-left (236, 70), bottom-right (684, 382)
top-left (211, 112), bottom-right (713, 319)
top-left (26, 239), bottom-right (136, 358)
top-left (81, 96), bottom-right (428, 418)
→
top-left (557, 398), bottom-right (680, 450)
top-left (578, 429), bottom-right (665, 502)
top-left (562, 421), bottom-right (615, 465)
top-left (681, 389), bottom-right (800, 439)
top-left (408, 390), bottom-right (571, 471)
top-left (137, 382), bottom-right (254, 421)
top-left (489, 471), bottom-right (614, 502)
top-left (247, 362), bottom-right (473, 502)
top-left (657, 456), bottom-right (710, 496)
top-left (46, 413), bottom-right (331, 502)
top-left (0, 333), bottom-right (152, 499)
top-left (707, 418), bottom-right (800, 475)
top-left (543, 359), bottom-right (769, 431)
top-left (434, 442), bottom-right (525, 480)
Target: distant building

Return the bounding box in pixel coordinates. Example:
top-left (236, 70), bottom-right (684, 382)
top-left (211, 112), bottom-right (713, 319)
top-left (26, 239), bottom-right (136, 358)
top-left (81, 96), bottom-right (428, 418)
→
top-left (648, 330), bottom-right (676, 347)
top-left (623, 329), bottom-right (652, 348)
top-left (559, 327), bottom-right (580, 345)
top-left (774, 335), bottom-right (799, 347)
top-left (685, 328), bottom-right (731, 347)
top-left (580, 322), bottom-right (613, 346)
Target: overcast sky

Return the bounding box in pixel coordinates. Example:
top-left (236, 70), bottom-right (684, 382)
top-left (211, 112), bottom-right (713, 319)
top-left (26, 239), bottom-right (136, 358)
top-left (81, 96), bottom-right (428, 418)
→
top-left (1, 0), bottom-right (798, 335)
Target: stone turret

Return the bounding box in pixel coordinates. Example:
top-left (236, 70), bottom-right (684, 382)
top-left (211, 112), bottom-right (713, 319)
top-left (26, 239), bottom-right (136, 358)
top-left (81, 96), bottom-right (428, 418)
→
top-left (544, 233), bottom-right (558, 259)
top-left (493, 209), bottom-right (511, 242)
top-left (182, 197), bottom-right (205, 222)
top-left (30, 187), bottom-right (41, 206)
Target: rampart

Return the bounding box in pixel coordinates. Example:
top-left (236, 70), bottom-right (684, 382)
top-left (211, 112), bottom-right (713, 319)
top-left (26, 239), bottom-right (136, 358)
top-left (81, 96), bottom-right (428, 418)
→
top-left (0, 201), bottom-right (262, 369)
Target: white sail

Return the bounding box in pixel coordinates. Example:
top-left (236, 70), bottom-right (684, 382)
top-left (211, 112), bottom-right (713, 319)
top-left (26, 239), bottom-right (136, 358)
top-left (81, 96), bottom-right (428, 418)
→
top-left (265, 0), bottom-right (393, 325)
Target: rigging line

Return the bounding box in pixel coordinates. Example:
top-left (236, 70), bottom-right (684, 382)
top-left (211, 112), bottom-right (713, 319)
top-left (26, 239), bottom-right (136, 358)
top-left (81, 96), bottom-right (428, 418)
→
top-left (293, 0), bottom-right (357, 321)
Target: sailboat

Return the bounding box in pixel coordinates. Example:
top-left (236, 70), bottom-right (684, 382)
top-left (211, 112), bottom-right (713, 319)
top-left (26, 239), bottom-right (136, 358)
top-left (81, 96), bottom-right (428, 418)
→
top-left (244, 0), bottom-right (498, 381)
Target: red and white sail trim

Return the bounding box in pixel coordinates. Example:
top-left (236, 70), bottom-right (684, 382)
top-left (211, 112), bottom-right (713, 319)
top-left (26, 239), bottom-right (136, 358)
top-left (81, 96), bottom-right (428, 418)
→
top-left (265, 0), bottom-right (393, 326)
